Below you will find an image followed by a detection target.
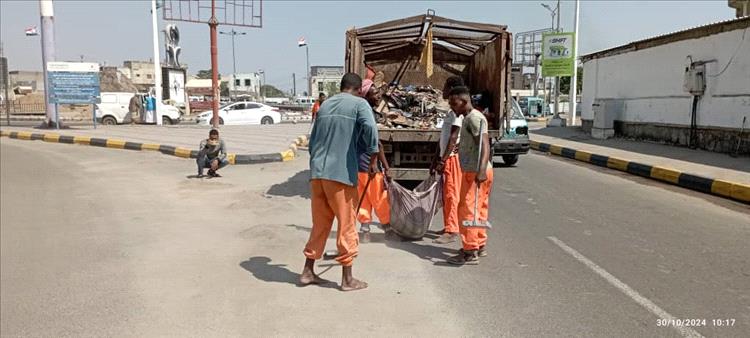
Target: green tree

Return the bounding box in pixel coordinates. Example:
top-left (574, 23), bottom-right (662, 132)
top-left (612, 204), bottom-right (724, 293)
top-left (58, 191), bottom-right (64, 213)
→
top-left (559, 66), bottom-right (583, 94)
top-left (260, 84), bottom-right (285, 98)
top-left (220, 81), bottom-right (229, 97)
top-left (325, 81), bottom-right (339, 96)
top-left (196, 69), bottom-right (220, 80)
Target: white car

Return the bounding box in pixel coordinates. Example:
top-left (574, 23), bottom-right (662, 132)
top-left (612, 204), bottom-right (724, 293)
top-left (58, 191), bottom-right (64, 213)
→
top-left (196, 101), bottom-right (282, 125)
top-left (95, 92), bottom-right (182, 125)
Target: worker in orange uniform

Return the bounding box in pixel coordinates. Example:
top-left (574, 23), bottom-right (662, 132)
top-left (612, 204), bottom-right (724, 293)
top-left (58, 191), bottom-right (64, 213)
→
top-left (311, 92), bottom-right (326, 120)
top-left (357, 79), bottom-right (391, 243)
top-left (446, 86), bottom-right (493, 265)
top-left (300, 73), bottom-right (379, 291)
top-left (431, 76), bottom-right (466, 244)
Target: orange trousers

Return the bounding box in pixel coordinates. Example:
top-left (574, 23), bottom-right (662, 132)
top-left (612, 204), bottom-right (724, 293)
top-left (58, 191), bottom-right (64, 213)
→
top-left (457, 169), bottom-right (494, 251)
top-left (304, 179), bottom-right (359, 266)
top-left (356, 172), bottom-right (391, 225)
top-left (441, 155), bottom-right (462, 233)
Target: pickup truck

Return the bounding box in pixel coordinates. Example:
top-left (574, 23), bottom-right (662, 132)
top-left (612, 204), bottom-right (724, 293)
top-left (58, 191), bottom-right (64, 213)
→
top-left (345, 12), bottom-right (519, 180)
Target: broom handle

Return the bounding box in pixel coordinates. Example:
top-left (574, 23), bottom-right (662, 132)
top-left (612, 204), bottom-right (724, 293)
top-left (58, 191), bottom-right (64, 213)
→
top-left (473, 119), bottom-right (484, 225)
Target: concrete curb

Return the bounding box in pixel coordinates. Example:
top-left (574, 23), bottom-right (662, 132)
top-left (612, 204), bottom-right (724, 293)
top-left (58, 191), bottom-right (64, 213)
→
top-left (0, 129), bottom-right (309, 165)
top-left (526, 117), bottom-right (550, 122)
top-left (530, 140), bottom-right (750, 204)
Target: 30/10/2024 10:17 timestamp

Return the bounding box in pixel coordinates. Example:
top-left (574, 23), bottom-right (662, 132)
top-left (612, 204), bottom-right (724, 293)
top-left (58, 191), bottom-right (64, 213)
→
top-left (656, 318), bottom-right (736, 327)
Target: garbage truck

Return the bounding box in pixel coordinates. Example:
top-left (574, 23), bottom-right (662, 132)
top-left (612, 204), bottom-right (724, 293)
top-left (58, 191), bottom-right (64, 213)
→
top-left (345, 12), bottom-right (527, 181)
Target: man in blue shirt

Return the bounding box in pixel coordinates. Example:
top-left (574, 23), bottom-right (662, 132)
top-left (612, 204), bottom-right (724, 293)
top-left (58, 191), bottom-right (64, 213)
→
top-left (301, 73), bottom-right (378, 292)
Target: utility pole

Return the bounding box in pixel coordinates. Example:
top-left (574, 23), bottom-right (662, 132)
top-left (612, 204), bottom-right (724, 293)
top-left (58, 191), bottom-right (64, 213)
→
top-left (39, 0), bottom-right (57, 128)
top-left (569, 0), bottom-right (580, 126)
top-left (208, 0), bottom-right (220, 128)
top-left (220, 29), bottom-right (246, 99)
top-left (554, 0), bottom-right (561, 121)
top-left (151, 0), bottom-right (163, 125)
top-left (292, 73), bottom-right (296, 97)
top-left (305, 45), bottom-right (310, 96)
top-left (258, 69), bottom-right (265, 102)
top-left (533, 52), bottom-right (540, 97)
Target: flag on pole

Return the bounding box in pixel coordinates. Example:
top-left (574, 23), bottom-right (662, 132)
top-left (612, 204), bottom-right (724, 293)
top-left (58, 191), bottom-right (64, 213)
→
top-left (25, 26), bottom-right (39, 36)
top-left (298, 37), bottom-right (307, 47)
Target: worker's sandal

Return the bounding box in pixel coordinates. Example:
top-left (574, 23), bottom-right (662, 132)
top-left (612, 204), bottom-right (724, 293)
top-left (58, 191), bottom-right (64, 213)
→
top-left (447, 249), bottom-right (479, 265)
top-left (478, 246), bottom-right (488, 257)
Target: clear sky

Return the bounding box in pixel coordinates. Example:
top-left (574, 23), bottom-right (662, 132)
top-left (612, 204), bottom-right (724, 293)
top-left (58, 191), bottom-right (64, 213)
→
top-left (0, 0), bottom-right (736, 94)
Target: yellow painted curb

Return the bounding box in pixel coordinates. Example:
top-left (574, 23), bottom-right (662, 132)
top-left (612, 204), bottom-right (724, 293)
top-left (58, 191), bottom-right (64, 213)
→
top-left (174, 147), bottom-right (192, 158)
top-left (43, 134), bottom-right (61, 143)
top-left (289, 143), bottom-right (298, 152)
top-left (651, 167), bottom-right (681, 184)
top-left (280, 149), bottom-right (295, 162)
top-left (607, 157), bottom-right (629, 171)
top-left (142, 143), bottom-right (160, 151)
top-left (575, 150), bottom-right (592, 162)
top-left (711, 180), bottom-right (750, 203)
top-left (0, 130), bottom-right (9, 137)
top-left (106, 139), bottom-right (126, 149)
top-left (549, 145), bottom-right (563, 155)
top-left (17, 131), bottom-right (32, 140)
top-left (227, 153), bottom-right (236, 165)
top-left (73, 136), bottom-right (91, 145)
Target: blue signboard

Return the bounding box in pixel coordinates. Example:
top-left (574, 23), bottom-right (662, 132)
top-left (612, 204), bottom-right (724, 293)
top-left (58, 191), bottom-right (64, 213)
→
top-left (47, 62), bottom-right (100, 104)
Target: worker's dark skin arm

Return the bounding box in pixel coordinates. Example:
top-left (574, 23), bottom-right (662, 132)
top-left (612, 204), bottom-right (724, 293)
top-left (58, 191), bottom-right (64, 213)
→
top-left (376, 141), bottom-right (391, 181)
top-left (475, 132), bottom-right (491, 183)
top-left (431, 126), bottom-right (460, 174)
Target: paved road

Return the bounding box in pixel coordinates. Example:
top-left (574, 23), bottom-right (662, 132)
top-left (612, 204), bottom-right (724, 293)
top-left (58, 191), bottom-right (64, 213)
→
top-left (1, 138), bottom-right (748, 337)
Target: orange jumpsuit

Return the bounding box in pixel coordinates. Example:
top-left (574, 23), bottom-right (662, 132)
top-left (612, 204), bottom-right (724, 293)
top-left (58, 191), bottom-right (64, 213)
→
top-left (303, 179), bottom-right (359, 266)
top-left (442, 154), bottom-right (462, 234)
top-left (357, 172), bottom-right (391, 225)
top-left (457, 169), bottom-right (494, 251)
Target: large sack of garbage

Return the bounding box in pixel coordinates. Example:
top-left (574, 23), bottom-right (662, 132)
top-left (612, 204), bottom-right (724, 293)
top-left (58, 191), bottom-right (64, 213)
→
top-left (387, 175), bottom-right (442, 240)
top-left (376, 84), bottom-right (450, 129)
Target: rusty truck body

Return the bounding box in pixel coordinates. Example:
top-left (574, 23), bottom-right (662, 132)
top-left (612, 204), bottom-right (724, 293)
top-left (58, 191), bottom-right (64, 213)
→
top-left (345, 12), bottom-right (512, 180)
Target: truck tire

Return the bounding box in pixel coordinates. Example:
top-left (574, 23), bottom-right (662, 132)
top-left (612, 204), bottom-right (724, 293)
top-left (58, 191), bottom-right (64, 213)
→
top-left (502, 154), bottom-right (519, 166)
top-left (102, 116), bottom-right (117, 125)
top-left (162, 116), bottom-right (173, 125)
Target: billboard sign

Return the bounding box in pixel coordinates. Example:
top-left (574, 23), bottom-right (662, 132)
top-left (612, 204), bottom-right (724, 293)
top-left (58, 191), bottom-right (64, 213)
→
top-left (47, 62), bottom-right (100, 104)
top-left (541, 32), bottom-right (575, 77)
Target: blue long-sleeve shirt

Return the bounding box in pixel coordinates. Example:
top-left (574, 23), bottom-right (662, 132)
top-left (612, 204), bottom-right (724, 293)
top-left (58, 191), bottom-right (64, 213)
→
top-left (308, 92), bottom-right (379, 186)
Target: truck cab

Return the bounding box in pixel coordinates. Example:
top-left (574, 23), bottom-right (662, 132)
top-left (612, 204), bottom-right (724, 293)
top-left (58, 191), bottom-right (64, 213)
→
top-left (492, 99), bottom-right (529, 166)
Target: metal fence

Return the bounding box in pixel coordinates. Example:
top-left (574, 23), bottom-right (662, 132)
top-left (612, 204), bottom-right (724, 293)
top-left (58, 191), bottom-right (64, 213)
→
top-left (0, 101), bottom-right (46, 114)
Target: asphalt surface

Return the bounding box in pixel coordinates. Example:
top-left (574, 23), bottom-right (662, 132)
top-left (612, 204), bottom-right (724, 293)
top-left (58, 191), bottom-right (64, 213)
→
top-left (1, 138), bottom-right (748, 337)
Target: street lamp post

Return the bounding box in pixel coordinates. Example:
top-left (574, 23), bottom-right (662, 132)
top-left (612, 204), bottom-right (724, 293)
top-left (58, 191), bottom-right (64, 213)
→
top-left (542, 0), bottom-right (562, 123)
top-left (220, 29), bottom-right (246, 99)
top-left (258, 69), bottom-right (265, 102)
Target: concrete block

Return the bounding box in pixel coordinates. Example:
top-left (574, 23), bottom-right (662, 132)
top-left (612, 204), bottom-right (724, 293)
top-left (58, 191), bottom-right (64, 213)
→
top-left (591, 128), bottom-right (615, 139)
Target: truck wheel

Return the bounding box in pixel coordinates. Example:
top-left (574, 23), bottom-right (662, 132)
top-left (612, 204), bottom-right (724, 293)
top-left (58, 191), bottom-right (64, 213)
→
top-left (102, 116), bottom-right (117, 125)
top-left (261, 116), bottom-right (274, 125)
top-left (162, 116), bottom-right (172, 125)
top-left (502, 155), bottom-right (519, 166)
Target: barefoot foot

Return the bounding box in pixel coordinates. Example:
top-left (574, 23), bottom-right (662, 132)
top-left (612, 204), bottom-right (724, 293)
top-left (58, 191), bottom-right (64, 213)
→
top-left (340, 277), bottom-right (368, 291)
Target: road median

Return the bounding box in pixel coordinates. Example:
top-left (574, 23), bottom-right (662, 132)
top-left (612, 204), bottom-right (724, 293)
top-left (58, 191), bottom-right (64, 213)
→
top-left (1, 129), bottom-right (309, 165)
top-left (531, 139), bottom-right (750, 203)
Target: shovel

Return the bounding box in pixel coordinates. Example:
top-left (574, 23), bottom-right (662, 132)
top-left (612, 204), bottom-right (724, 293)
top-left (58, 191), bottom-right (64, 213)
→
top-left (462, 119), bottom-right (492, 228)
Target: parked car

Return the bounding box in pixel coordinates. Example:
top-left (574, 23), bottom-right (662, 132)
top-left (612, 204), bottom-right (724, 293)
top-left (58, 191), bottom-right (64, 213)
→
top-left (492, 98), bottom-right (530, 166)
top-left (195, 101), bottom-right (282, 125)
top-left (95, 92), bottom-right (182, 125)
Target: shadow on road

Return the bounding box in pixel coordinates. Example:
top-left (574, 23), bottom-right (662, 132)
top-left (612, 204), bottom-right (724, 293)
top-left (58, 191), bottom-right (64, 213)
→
top-left (239, 256), bottom-right (337, 289)
top-left (266, 170), bottom-right (311, 199)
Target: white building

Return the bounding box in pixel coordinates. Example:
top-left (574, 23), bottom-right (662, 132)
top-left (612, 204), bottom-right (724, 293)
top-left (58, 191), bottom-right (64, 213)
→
top-left (580, 16), bottom-right (750, 153)
top-left (310, 66), bottom-right (344, 98)
top-left (227, 72), bottom-right (261, 97)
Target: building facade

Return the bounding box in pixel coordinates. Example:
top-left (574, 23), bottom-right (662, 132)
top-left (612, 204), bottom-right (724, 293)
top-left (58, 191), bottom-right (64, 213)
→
top-left (580, 17), bottom-right (750, 153)
top-left (226, 72), bottom-right (261, 97)
top-left (8, 70), bottom-right (45, 93)
top-left (310, 66), bottom-right (343, 98)
top-left (122, 61), bottom-right (155, 91)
